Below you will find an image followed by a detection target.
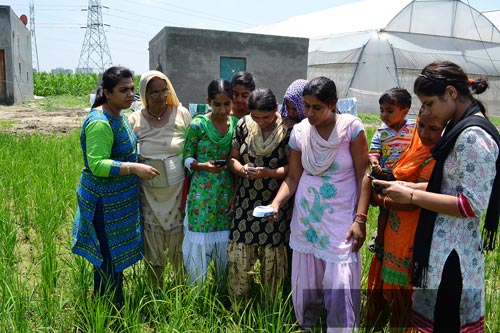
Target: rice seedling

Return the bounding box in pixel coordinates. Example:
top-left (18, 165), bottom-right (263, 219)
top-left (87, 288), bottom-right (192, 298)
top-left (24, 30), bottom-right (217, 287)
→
top-left (0, 115), bottom-right (498, 332)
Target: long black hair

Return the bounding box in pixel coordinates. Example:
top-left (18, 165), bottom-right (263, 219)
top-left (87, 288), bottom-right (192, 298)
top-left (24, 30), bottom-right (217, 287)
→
top-left (91, 66), bottom-right (133, 109)
top-left (231, 71), bottom-right (256, 91)
top-left (414, 61), bottom-right (489, 115)
top-left (207, 79), bottom-right (233, 103)
top-left (248, 88), bottom-right (277, 112)
top-left (303, 76), bottom-right (338, 107)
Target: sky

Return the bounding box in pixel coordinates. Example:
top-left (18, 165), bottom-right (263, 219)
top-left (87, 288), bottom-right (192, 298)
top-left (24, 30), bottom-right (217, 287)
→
top-left (2, 0), bottom-right (500, 74)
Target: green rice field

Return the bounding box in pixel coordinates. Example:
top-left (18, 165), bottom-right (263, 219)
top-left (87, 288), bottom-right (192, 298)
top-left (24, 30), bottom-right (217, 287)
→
top-left (0, 111), bottom-right (498, 332)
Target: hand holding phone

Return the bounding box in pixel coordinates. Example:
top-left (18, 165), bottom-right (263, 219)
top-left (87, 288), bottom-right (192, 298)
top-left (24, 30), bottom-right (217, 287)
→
top-left (214, 159), bottom-right (226, 167)
top-left (367, 173), bottom-right (387, 194)
top-left (247, 166), bottom-right (258, 173)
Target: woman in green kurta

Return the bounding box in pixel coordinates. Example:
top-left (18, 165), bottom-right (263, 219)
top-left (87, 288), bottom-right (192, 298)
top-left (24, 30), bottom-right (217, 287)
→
top-left (182, 79), bottom-right (238, 284)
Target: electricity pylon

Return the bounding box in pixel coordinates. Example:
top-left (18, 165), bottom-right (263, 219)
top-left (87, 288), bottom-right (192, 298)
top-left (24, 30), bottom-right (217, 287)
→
top-left (77, 0), bottom-right (112, 73)
top-left (29, 0), bottom-right (39, 72)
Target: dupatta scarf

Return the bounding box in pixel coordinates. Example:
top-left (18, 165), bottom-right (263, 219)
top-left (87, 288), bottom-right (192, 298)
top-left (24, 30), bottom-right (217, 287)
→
top-left (195, 114), bottom-right (235, 148)
top-left (393, 120), bottom-right (433, 181)
top-left (412, 102), bottom-right (500, 287)
top-left (302, 114), bottom-right (357, 176)
top-left (279, 79), bottom-right (308, 121)
top-left (245, 113), bottom-right (287, 158)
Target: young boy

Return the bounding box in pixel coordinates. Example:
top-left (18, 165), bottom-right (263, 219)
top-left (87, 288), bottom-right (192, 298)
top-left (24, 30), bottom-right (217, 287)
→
top-left (368, 88), bottom-right (415, 255)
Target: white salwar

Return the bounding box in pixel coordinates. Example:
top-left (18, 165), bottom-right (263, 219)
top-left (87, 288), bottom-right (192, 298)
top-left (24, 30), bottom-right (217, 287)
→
top-left (182, 211), bottom-right (229, 285)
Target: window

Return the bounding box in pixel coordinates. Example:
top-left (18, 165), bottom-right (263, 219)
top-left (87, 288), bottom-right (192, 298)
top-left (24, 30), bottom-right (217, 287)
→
top-left (220, 57), bottom-right (246, 82)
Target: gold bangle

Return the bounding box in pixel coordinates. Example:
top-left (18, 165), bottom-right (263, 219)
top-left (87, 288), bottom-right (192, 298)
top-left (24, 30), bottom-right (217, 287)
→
top-left (354, 219), bottom-right (366, 225)
top-left (240, 166), bottom-right (245, 176)
top-left (383, 195), bottom-right (388, 208)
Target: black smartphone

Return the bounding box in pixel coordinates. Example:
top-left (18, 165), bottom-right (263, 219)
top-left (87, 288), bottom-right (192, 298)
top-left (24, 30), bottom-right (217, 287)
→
top-left (368, 172), bottom-right (389, 194)
top-left (214, 159), bottom-right (226, 167)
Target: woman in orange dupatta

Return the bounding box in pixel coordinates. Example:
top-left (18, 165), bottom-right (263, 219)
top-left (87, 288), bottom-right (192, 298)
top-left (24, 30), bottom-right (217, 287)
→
top-left (367, 110), bottom-right (446, 332)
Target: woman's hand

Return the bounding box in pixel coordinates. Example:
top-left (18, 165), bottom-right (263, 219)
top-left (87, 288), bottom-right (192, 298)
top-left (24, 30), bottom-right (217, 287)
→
top-left (245, 165), bottom-right (268, 179)
top-left (266, 202), bottom-right (281, 222)
top-left (204, 160), bottom-right (227, 174)
top-left (372, 179), bottom-right (413, 204)
top-left (344, 221), bottom-right (366, 252)
top-left (133, 163), bottom-right (160, 180)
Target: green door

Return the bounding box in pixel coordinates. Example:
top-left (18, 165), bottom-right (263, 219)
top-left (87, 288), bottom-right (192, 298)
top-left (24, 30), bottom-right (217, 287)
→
top-left (220, 57), bottom-right (246, 82)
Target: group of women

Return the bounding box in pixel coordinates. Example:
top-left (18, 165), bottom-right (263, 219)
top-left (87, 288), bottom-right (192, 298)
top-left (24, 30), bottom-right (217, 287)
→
top-left (71, 61), bottom-right (499, 333)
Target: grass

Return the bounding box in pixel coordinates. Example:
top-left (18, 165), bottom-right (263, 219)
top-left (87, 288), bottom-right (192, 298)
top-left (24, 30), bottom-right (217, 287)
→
top-left (0, 129), bottom-right (298, 332)
top-left (488, 116), bottom-right (500, 128)
top-left (24, 95), bottom-right (90, 112)
top-left (0, 120), bottom-right (18, 128)
top-left (0, 114), bottom-right (498, 332)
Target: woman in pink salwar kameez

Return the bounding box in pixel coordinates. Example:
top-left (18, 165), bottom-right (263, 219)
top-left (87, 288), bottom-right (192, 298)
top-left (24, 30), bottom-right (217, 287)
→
top-left (270, 77), bottom-right (371, 332)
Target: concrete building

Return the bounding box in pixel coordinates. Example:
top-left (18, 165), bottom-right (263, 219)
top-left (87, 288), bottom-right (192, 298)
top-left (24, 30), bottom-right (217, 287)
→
top-left (148, 26), bottom-right (308, 105)
top-left (0, 6), bottom-right (33, 105)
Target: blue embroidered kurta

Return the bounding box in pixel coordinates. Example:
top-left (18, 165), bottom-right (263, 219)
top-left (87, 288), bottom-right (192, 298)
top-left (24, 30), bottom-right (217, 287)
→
top-left (72, 109), bottom-right (143, 273)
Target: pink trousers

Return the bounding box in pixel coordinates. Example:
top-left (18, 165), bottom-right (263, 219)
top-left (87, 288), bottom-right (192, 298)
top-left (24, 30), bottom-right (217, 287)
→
top-left (291, 251), bottom-right (361, 333)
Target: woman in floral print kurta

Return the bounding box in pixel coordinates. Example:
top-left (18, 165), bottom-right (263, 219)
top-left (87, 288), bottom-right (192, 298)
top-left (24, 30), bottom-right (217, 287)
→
top-left (184, 116), bottom-right (235, 232)
top-left (269, 77), bottom-right (372, 332)
top-left (182, 79), bottom-right (238, 284)
top-left (375, 61), bottom-right (500, 333)
top-left (227, 88), bottom-right (292, 300)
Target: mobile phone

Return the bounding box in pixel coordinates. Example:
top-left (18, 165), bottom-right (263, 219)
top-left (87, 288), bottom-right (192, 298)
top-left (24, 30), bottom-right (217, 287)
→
top-left (214, 159), bottom-right (226, 167)
top-left (247, 166), bottom-right (258, 172)
top-left (367, 173), bottom-right (386, 194)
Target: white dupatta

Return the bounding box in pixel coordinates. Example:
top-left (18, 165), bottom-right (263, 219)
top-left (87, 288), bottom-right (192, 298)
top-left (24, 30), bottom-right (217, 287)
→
top-left (301, 114), bottom-right (356, 176)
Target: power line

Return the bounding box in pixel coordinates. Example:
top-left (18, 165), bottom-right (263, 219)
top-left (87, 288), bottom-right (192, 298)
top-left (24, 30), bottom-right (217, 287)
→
top-left (107, 0), bottom-right (254, 29)
top-left (22, 1), bottom-right (255, 29)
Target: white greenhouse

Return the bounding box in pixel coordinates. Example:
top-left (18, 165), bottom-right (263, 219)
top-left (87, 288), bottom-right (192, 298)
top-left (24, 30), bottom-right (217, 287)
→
top-left (250, 0), bottom-right (500, 115)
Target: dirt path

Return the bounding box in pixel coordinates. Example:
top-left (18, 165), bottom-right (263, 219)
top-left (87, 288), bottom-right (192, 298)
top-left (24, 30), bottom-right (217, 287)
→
top-left (0, 104), bottom-right (87, 135)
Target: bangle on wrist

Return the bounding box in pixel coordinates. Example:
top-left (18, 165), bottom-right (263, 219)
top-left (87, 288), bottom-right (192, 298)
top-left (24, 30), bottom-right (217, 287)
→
top-left (354, 219), bottom-right (366, 225)
top-left (355, 217), bottom-right (367, 223)
top-left (240, 166), bottom-right (245, 176)
top-left (383, 195), bottom-right (388, 208)
top-left (355, 212), bottom-right (367, 219)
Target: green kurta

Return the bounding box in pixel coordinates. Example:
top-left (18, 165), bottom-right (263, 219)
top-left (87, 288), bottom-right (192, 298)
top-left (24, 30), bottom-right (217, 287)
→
top-left (183, 114), bottom-right (238, 233)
